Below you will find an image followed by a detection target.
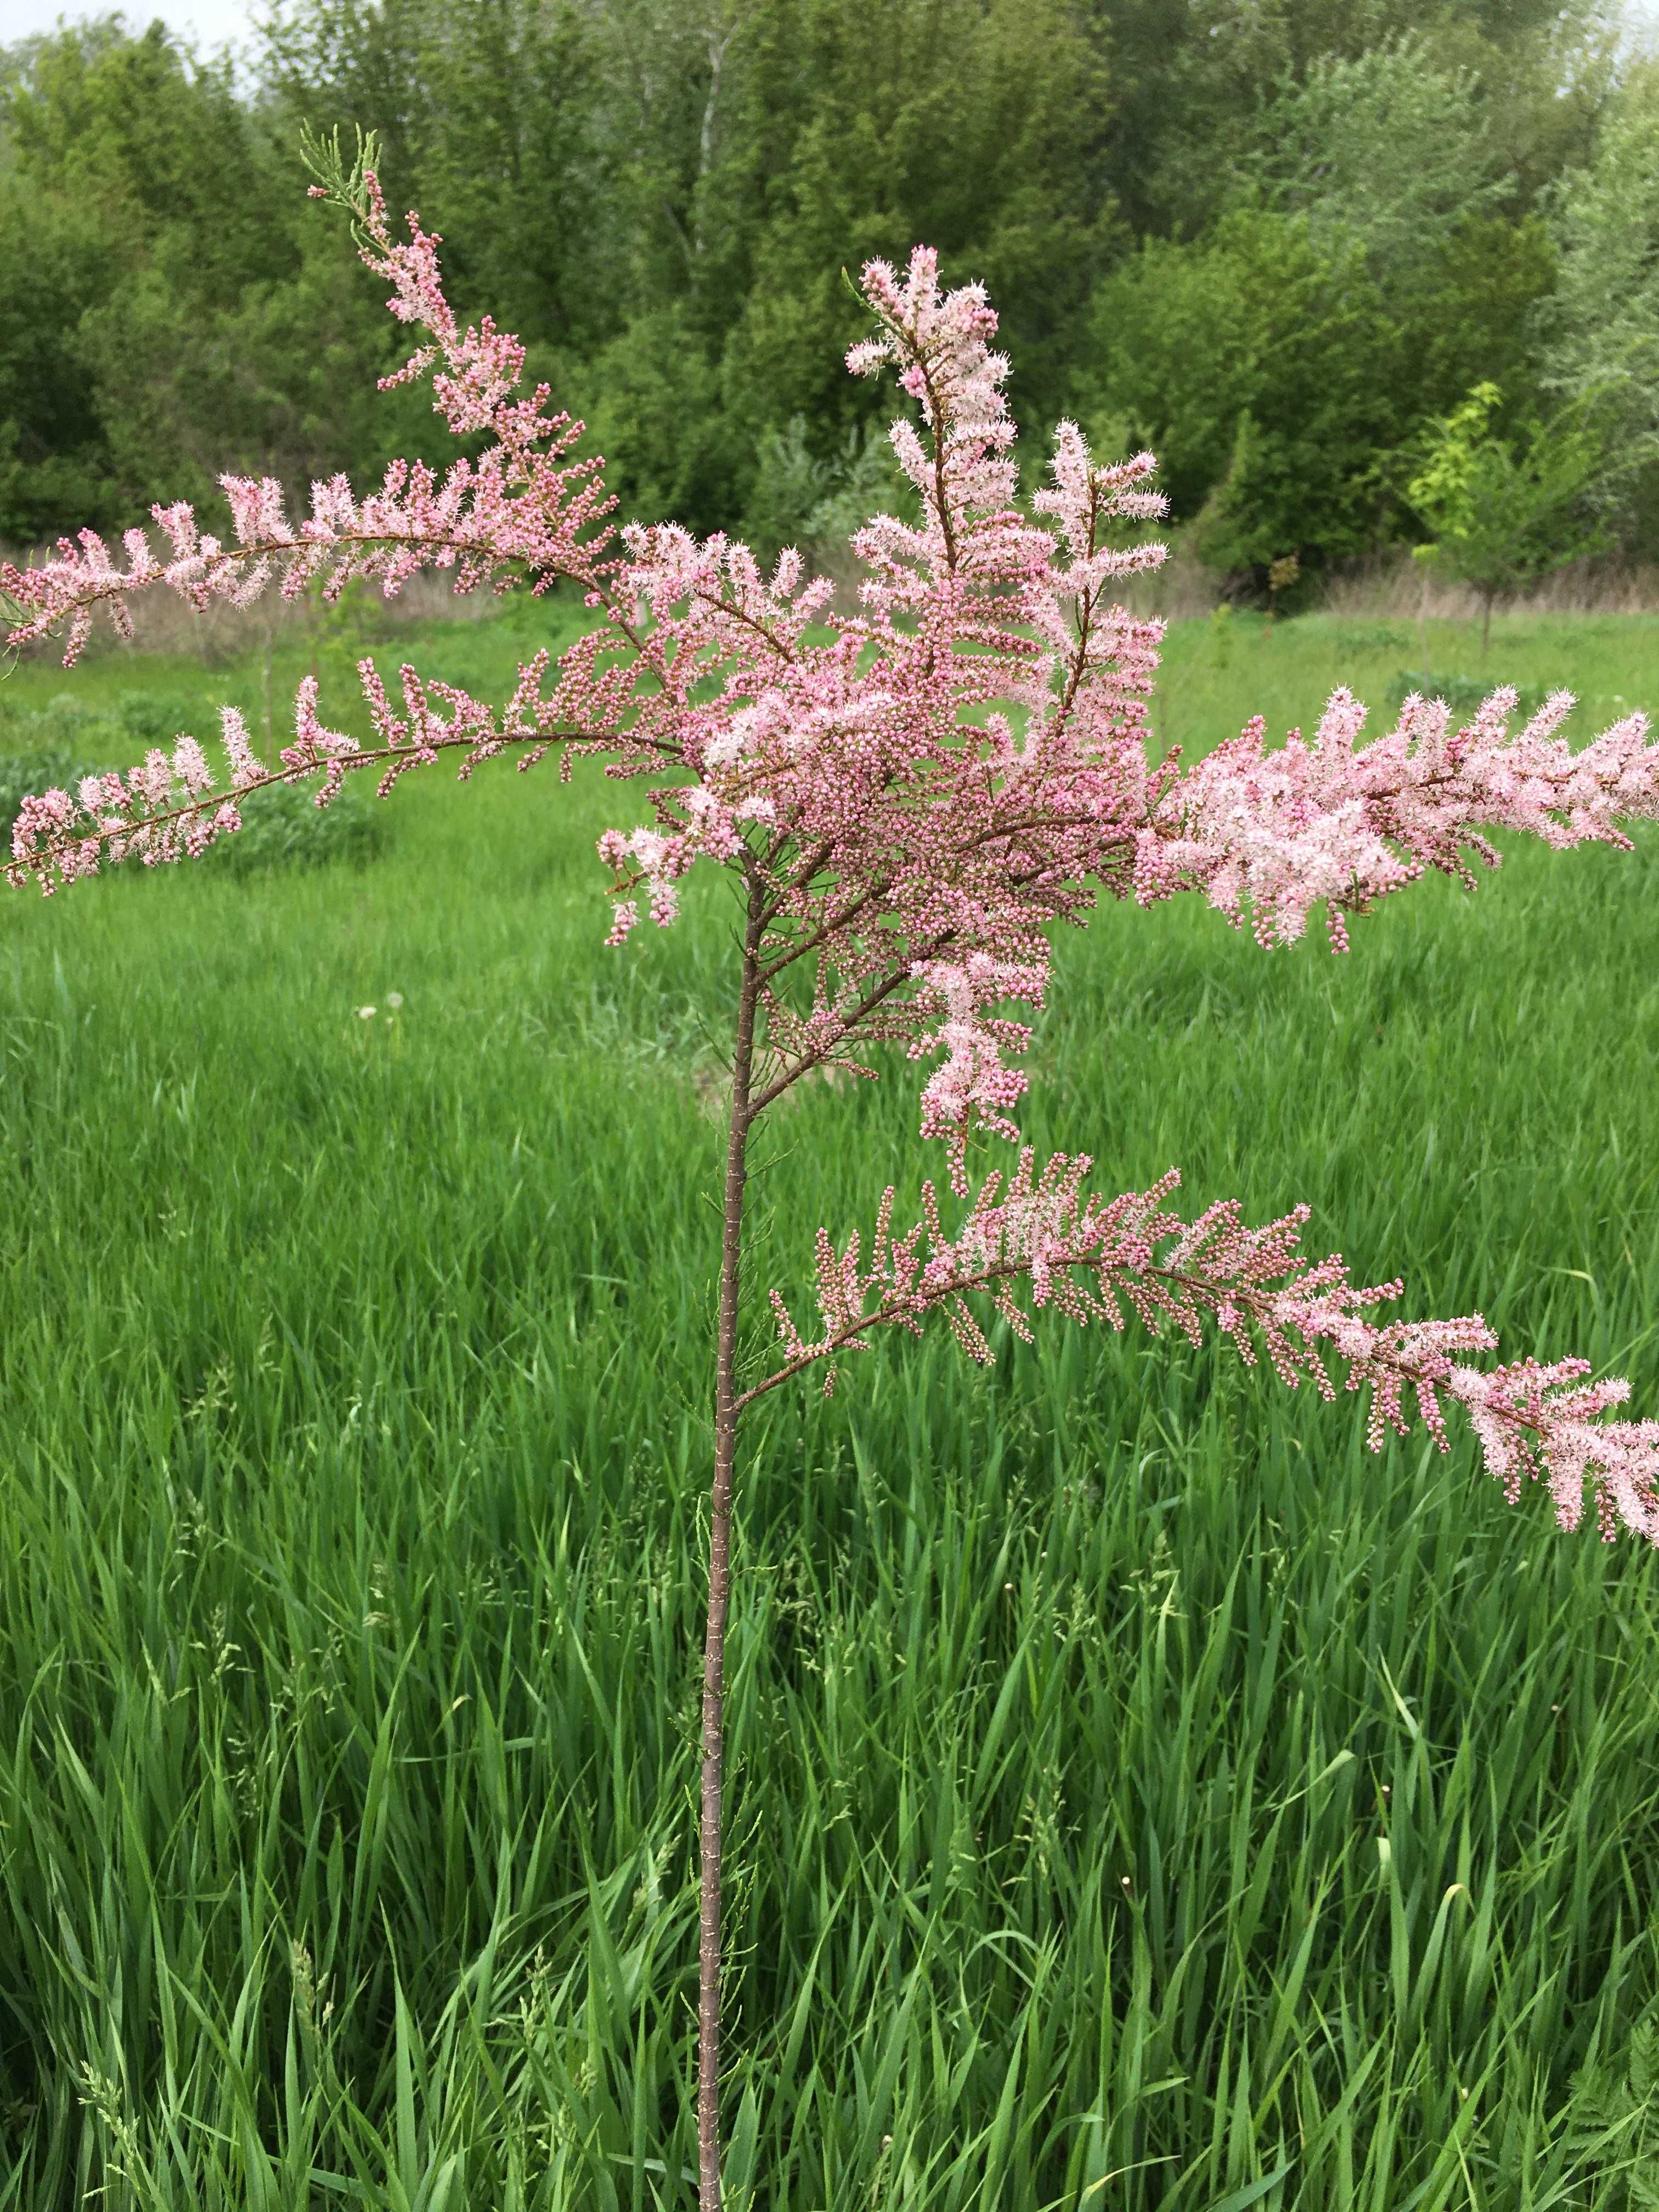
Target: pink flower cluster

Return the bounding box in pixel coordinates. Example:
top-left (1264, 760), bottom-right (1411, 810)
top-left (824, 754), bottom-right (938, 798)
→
top-left (3, 663), bottom-right (553, 894)
top-left (762, 1153), bottom-right (1659, 1547)
top-left (1142, 682), bottom-right (1659, 952)
top-left (1, 171), bottom-right (612, 667)
top-left (11, 722), bottom-right (249, 883)
top-left (5, 176), bottom-right (1658, 1541)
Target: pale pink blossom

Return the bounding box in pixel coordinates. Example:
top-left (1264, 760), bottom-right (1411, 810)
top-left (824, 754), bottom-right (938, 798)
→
top-left (4, 181), bottom-right (1658, 1544)
top-left (761, 1155), bottom-right (1659, 1547)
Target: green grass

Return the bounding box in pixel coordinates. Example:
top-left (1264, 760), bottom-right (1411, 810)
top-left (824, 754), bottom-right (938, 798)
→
top-left (1, 599), bottom-right (1657, 2209)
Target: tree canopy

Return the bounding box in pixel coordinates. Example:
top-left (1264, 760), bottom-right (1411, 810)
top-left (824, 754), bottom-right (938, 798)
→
top-left (0, 0), bottom-right (1651, 597)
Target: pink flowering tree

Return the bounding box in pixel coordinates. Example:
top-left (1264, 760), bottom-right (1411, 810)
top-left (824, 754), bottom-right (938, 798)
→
top-left (6, 136), bottom-right (1659, 2208)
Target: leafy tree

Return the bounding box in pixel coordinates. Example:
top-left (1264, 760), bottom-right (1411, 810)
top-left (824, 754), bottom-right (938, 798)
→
top-left (1419, 1), bottom-right (1624, 210)
top-left (0, 166), bottom-right (111, 543)
top-left (261, 0), bottom-right (622, 354)
top-left (0, 13), bottom-right (459, 534)
top-left (1537, 60), bottom-right (1659, 555)
top-left (1217, 30), bottom-right (1559, 417)
top-left (714, 0), bottom-right (1116, 514)
top-left (1080, 209), bottom-right (1400, 580)
top-left (1229, 33), bottom-right (1512, 286)
top-left (577, 303), bottom-right (742, 532)
top-left (1404, 381), bottom-right (1615, 665)
top-left (1092, 0), bottom-right (1611, 238)
top-left (1076, 18), bottom-right (1566, 588)
top-left (0, 16), bottom-right (304, 522)
top-left (1406, 213), bottom-right (1558, 426)
top-left (0, 0), bottom-right (1642, 563)
top-left (4, 16), bottom-right (276, 309)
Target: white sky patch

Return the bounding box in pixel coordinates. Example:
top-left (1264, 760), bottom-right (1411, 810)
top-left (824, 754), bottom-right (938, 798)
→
top-left (5, 0), bottom-right (1659, 71)
top-left (5, 1), bottom-right (263, 53)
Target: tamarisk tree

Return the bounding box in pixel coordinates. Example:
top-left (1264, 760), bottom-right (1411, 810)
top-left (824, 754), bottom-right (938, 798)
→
top-left (6, 139), bottom-right (1659, 2209)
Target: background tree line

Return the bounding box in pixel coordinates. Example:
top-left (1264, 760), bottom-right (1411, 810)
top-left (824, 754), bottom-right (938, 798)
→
top-left (3, 0), bottom-right (1658, 602)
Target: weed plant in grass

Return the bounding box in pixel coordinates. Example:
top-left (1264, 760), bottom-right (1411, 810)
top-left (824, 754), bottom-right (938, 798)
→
top-left (0, 608), bottom-right (1657, 2207)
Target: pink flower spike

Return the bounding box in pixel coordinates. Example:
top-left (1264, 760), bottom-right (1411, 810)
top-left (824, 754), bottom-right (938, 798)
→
top-left (763, 1160), bottom-right (1659, 1548)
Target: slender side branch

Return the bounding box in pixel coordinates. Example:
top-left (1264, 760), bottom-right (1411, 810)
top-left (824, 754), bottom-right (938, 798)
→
top-left (5, 673), bottom-right (631, 896)
top-left (758, 1155), bottom-right (1659, 1547)
top-left (745, 958), bottom-right (919, 1117)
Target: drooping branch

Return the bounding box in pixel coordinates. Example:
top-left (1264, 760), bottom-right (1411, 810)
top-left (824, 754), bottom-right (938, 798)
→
top-left (755, 1153), bottom-right (1659, 1548)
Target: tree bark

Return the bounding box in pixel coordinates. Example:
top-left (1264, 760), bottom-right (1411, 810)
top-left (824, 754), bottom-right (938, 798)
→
top-left (697, 868), bottom-right (765, 2211)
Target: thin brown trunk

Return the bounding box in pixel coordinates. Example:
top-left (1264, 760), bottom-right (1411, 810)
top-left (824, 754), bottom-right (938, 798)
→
top-left (1481, 592), bottom-right (1493, 673)
top-left (698, 867), bottom-right (766, 2211)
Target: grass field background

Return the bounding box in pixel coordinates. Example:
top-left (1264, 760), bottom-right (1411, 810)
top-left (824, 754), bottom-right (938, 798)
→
top-left (1, 599), bottom-right (1657, 2209)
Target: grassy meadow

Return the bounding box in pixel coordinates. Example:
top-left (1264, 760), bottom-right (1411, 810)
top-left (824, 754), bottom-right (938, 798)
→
top-left (1, 599), bottom-right (1658, 2210)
